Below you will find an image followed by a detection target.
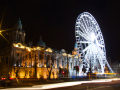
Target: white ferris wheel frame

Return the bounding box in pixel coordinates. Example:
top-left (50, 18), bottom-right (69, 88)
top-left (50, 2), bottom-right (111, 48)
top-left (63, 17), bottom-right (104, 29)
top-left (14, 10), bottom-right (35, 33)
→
top-left (75, 12), bottom-right (113, 74)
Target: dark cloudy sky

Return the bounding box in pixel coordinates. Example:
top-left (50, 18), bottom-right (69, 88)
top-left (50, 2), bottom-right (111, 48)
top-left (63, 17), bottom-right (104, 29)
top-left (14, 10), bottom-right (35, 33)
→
top-left (0, 0), bottom-right (120, 62)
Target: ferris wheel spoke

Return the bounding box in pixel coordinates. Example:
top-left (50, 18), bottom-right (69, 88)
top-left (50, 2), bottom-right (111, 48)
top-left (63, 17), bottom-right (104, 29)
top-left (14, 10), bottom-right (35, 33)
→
top-left (87, 17), bottom-right (91, 27)
top-left (98, 43), bottom-right (104, 47)
top-left (97, 46), bottom-right (104, 54)
top-left (77, 23), bottom-right (88, 36)
top-left (79, 23), bottom-right (88, 35)
top-left (84, 16), bottom-right (92, 34)
top-left (86, 18), bottom-right (93, 34)
top-left (89, 19), bottom-right (95, 32)
top-left (78, 31), bottom-right (90, 41)
top-left (89, 22), bottom-right (97, 34)
top-left (85, 17), bottom-right (89, 27)
top-left (76, 22), bottom-right (87, 35)
top-left (96, 46), bottom-right (105, 57)
top-left (82, 44), bottom-right (92, 53)
top-left (85, 49), bottom-right (90, 60)
top-left (80, 41), bottom-right (91, 44)
top-left (80, 19), bottom-right (89, 35)
top-left (82, 17), bottom-right (88, 30)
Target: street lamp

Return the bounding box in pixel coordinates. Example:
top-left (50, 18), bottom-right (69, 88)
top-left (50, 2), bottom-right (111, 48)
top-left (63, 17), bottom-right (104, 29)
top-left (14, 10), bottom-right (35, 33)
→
top-left (0, 29), bottom-right (8, 42)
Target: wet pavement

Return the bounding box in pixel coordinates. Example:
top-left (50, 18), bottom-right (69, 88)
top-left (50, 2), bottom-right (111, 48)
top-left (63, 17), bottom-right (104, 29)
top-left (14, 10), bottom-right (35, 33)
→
top-left (1, 78), bottom-right (120, 90)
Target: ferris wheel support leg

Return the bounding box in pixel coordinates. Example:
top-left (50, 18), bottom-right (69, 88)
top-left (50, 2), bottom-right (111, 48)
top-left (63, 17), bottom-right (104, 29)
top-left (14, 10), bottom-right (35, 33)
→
top-left (79, 63), bottom-right (83, 75)
top-left (99, 60), bottom-right (105, 74)
top-left (106, 61), bottom-right (114, 73)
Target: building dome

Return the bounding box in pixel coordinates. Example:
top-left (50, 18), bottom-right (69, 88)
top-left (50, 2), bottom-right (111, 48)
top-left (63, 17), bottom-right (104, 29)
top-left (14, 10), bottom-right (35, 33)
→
top-left (37, 38), bottom-right (46, 47)
top-left (61, 49), bottom-right (66, 53)
top-left (17, 18), bottom-right (22, 31)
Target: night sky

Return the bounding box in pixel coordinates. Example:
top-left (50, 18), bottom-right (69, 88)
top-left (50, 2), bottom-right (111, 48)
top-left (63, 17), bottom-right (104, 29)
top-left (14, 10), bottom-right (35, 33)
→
top-left (0, 0), bottom-right (120, 62)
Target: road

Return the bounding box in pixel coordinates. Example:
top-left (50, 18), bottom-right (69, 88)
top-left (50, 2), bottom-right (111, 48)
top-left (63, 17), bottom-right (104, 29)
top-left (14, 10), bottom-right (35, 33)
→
top-left (1, 78), bottom-right (120, 90)
top-left (49, 79), bottom-right (120, 90)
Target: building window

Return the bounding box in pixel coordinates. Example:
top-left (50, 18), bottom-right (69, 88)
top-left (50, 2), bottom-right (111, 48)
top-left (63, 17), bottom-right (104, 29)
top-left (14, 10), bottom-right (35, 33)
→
top-left (39, 54), bottom-right (44, 60)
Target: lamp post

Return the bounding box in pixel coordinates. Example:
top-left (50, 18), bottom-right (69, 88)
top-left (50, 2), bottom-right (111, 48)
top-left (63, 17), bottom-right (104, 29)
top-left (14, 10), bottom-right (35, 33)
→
top-left (0, 29), bottom-right (10, 80)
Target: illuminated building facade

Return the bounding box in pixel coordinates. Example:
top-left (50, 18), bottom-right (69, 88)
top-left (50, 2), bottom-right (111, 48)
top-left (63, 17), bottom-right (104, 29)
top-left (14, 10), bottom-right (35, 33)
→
top-left (0, 19), bottom-right (81, 79)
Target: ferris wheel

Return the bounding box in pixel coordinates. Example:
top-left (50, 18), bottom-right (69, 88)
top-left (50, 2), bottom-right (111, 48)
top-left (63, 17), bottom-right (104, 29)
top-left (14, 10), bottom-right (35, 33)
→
top-left (75, 12), bottom-right (113, 74)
